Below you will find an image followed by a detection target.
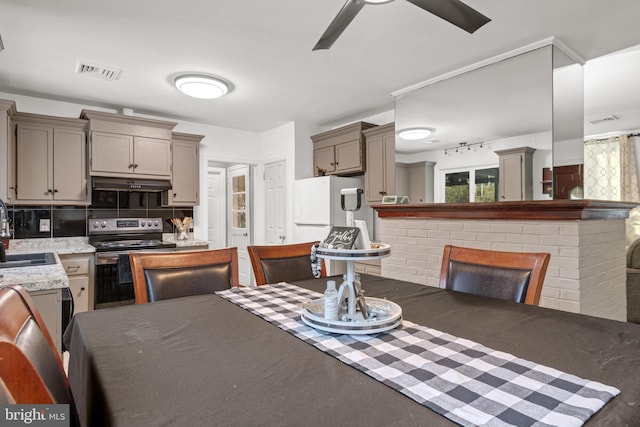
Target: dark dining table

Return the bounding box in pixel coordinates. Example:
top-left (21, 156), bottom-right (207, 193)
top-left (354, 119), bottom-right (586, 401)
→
top-left (64, 274), bottom-right (640, 426)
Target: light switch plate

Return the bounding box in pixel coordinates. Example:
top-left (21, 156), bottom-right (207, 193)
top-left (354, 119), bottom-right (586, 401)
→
top-left (39, 219), bottom-right (51, 232)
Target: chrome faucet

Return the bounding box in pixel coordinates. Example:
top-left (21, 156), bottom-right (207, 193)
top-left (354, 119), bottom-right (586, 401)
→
top-left (0, 198), bottom-right (11, 239)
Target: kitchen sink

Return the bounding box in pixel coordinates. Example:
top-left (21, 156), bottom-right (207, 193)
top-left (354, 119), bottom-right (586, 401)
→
top-left (0, 252), bottom-right (57, 269)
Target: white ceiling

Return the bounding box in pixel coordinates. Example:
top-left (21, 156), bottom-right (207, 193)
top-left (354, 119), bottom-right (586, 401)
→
top-left (0, 0), bottom-right (639, 134)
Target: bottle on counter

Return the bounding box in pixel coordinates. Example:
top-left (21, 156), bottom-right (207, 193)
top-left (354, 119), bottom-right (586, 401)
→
top-left (324, 280), bottom-right (339, 320)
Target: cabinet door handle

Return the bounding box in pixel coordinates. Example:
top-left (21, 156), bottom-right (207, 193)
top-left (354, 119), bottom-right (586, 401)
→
top-left (330, 162), bottom-right (335, 166)
top-left (80, 287), bottom-right (85, 291)
top-left (128, 164), bottom-right (134, 169)
top-left (67, 266), bottom-right (80, 272)
top-left (53, 189), bottom-right (58, 193)
top-left (173, 193), bottom-right (177, 198)
top-left (133, 164), bottom-right (138, 169)
top-left (47, 189), bottom-right (53, 194)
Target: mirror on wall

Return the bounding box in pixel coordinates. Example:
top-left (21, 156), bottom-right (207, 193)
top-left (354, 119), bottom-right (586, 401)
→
top-left (394, 43), bottom-right (586, 201)
top-left (552, 46), bottom-right (585, 199)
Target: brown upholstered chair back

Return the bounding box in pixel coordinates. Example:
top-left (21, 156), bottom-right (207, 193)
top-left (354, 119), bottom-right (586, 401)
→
top-left (0, 377), bottom-right (15, 404)
top-left (439, 245), bottom-right (550, 306)
top-left (248, 241), bottom-right (324, 286)
top-left (130, 248), bottom-right (239, 304)
top-left (0, 285), bottom-right (71, 404)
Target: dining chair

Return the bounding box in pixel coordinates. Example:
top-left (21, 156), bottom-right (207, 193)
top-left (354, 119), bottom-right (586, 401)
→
top-left (0, 377), bottom-right (15, 404)
top-left (0, 284), bottom-right (72, 404)
top-left (439, 245), bottom-right (550, 305)
top-left (248, 241), bottom-right (325, 286)
top-left (130, 247), bottom-right (239, 304)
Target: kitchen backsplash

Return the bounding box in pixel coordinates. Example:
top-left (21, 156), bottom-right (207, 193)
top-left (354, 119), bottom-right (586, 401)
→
top-left (5, 190), bottom-right (194, 239)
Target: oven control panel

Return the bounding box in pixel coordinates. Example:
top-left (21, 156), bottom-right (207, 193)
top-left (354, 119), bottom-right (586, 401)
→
top-left (89, 218), bottom-right (163, 234)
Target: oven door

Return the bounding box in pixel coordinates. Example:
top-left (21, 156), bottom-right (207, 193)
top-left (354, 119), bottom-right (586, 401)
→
top-left (95, 250), bottom-right (135, 309)
top-left (94, 248), bottom-right (176, 309)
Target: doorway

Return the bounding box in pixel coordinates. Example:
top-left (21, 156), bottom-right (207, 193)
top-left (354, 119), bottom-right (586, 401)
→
top-left (206, 162), bottom-right (253, 285)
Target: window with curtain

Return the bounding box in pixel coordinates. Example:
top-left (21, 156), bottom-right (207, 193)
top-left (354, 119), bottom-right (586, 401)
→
top-left (584, 134), bottom-right (640, 244)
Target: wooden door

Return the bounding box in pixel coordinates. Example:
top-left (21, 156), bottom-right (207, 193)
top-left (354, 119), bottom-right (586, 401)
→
top-left (133, 136), bottom-right (171, 176)
top-left (91, 131), bottom-right (133, 174)
top-left (335, 140), bottom-right (361, 172)
top-left (365, 134), bottom-right (385, 202)
top-left (171, 140), bottom-right (199, 204)
top-left (314, 146), bottom-right (335, 173)
top-left (53, 128), bottom-right (86, 202)
top-left (16, 123), bottom-right (53, 201)
top-left (499, 154), bottom-right (523, 201)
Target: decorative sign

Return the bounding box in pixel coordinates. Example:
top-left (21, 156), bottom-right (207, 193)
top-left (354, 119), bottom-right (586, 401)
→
top-left (321, 226), bottom-right (360, 249)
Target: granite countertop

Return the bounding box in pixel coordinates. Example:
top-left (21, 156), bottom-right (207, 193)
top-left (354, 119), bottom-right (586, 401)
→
top-left (161, 234), bottom-right (210, 248)
top-left (1, 236), bottom-right (208, 292)
top-left (1, 237), bottom-right (94, 292)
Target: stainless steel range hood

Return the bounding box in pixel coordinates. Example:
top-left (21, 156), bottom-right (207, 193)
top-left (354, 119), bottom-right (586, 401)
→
top-left (92, 177), bottom-right (172, 192)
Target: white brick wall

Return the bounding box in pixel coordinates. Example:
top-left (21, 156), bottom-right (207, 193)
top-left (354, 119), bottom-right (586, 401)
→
top-left (380, 218), bottom-right (627, 321)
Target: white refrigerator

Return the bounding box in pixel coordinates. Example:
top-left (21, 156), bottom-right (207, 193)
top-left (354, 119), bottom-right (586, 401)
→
top-left (292, 176), bottom-right (373, 275)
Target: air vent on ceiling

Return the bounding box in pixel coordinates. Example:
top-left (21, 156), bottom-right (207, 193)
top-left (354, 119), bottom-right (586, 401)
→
top-left (75, 61), bottom-right (121, 81)
top-left (587, 115), bottom-right (620, 125)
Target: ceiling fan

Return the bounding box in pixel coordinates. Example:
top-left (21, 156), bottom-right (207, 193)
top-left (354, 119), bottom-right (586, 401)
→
top-left (313, 0), bottom-right (491, 51)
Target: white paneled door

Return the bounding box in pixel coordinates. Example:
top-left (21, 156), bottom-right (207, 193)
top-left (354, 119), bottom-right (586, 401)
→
top-left (264, 160), bottom-right (287, 244)
top-left (228, 165), bottom-right (252, 285)
top-left (207, 164), bottom-right (226, 249)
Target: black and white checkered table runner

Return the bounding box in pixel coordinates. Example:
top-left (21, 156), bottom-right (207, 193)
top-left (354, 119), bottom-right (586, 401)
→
top-left (217, 283), bottom-right (619, 427)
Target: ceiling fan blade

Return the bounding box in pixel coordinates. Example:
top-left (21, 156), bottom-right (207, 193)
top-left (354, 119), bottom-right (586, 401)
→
top-left (406, 0), bottom-right (491, 33)
top-left (313, 0), bottom-right (366, 51)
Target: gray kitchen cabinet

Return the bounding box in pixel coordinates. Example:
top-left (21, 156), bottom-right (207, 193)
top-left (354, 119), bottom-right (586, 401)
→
top-left (311, 121), bottom-right (375, 175)
top-left (91, 131), bottom-right (171, 178)
top-left (495, 147), bottom-right (535, 201)
top-left (29, 288), bottom-right (63, 356)
top-left (397, 161), bottom-right (435, 204)
top-left (163, 132), bottom-right (203, 206)
top-left (363, 123), bottom-right (396, 202)
top-left (81, 110), bottom-right (176, 179)
top-left (1, 99), bottom-right (16, 203)
top-left (60, 253), bottom-right (94, 313)
top-left (13, 113), bottom-right (89, 205)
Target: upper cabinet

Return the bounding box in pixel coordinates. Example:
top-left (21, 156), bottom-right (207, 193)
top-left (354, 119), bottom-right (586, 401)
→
top-left (363, 123), bottom-right (396, 203)
top-left (163, 132), bottom-right (203, 206)
top-left (311, 122), bottom-right (375, 176)
top-left (495, 147), bottom-right (535, 201)
top-left (81, 110), bottom-right (176, 179)
top-left (11, 113), bottom-right (89, 205)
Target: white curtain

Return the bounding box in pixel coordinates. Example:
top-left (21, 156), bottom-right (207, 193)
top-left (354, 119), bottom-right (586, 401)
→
top-left (584, 134), bottom-right (640, 245)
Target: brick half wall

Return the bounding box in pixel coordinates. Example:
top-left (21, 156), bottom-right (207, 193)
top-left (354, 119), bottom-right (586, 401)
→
top-left (379, 218), bottom-right (627, 321)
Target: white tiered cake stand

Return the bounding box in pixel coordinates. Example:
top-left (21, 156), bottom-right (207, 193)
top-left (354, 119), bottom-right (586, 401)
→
top-left (301, 244), bottom-right (403, 334)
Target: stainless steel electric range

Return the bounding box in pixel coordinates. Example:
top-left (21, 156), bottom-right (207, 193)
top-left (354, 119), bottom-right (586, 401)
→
top-left (89, 218), bottom-right (177, 309)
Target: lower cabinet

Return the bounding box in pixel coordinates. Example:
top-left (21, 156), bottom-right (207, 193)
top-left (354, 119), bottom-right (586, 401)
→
top-left (29, 288), bottom-right (63, 356)
top-left (60, 254), bottom-right (94, 314)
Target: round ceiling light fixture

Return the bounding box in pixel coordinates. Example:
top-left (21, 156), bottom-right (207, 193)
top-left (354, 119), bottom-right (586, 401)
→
top-left (174, 74), bottom-right (229, 99)
top-left (398, 128), bottom-right (433, 141)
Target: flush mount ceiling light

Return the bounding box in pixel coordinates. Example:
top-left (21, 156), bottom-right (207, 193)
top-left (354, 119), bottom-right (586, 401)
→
top-left (174, 74), bottom-right (229, 99)
top-left (398, 128), bottom-right (433, 141)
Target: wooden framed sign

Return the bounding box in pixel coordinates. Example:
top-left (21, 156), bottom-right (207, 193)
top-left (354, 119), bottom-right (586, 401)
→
top-left (321, 226), bottom-right (360, 249)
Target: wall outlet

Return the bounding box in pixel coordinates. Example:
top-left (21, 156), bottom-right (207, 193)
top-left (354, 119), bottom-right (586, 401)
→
top-left (39, 219), bottom-right (51, 232)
